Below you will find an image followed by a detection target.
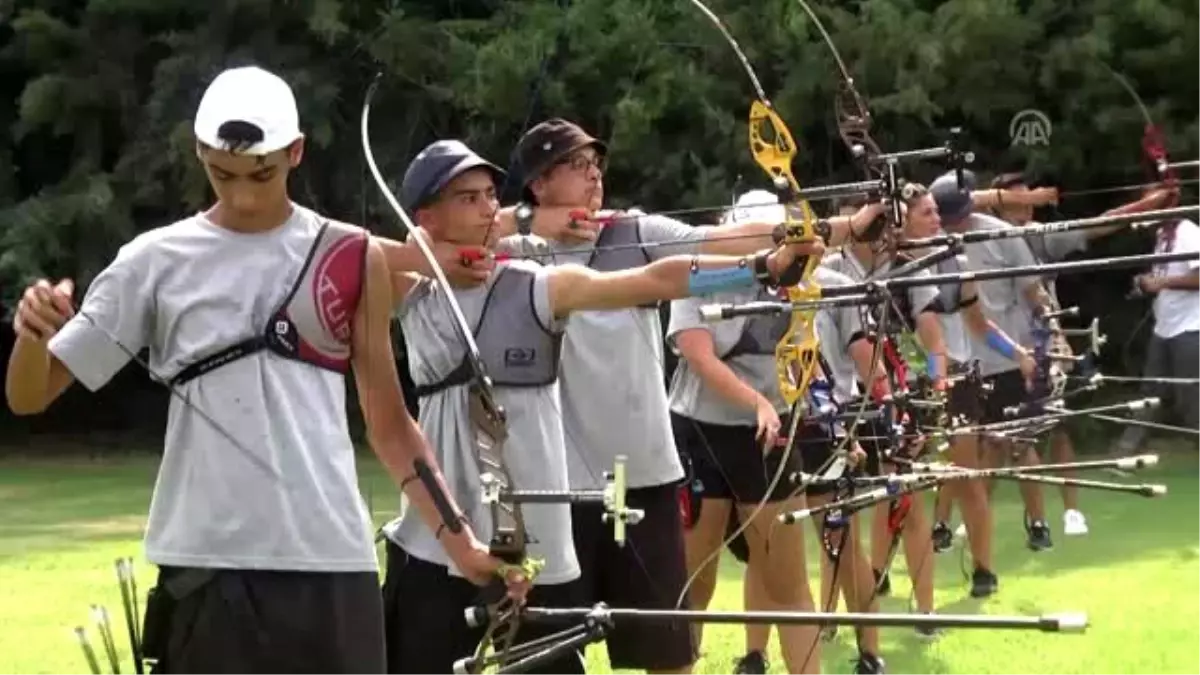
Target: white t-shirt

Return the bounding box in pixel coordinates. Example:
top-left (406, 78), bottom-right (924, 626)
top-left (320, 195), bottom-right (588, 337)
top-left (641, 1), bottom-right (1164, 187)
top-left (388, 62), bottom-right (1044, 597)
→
top-left (545, 215), bottom-right (708, 491)
top-left (1152, 218), bottom-right (1200, 338)
top-left (48, 205), bottom-right (378, 572)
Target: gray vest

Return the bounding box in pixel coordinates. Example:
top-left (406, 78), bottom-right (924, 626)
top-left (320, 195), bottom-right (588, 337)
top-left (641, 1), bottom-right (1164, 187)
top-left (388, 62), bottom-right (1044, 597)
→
top-left (925, 254), bottom-right (973, 315)
top-left (588, 222), bottom-right (657, 309)
top-left (721, 287), bottom-right (790, 360)
top-left (413, 266), bottom-right (562, 397)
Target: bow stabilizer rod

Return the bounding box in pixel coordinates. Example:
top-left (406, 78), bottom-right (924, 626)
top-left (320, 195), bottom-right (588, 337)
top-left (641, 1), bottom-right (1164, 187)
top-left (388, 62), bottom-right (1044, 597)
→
top-left (700, 250), bottom-right (1200, 321)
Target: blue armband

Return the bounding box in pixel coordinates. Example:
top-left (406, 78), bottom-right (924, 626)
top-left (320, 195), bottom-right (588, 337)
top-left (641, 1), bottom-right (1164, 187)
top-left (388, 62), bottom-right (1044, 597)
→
top-left (984, 325), bottom-right (1018, 360)
top-left (686, 260), bottom-right (756, 296)
top-left (926, 351), bottom-right (942, 379)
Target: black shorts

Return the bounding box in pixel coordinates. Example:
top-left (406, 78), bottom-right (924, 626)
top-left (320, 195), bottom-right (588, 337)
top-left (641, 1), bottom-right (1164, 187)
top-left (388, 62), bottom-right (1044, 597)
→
top-left (793, 422), bottom-right (881, 497)
top-left (671, 412), bottom-right (803, 502)
top-left (852, 417), bottom-right (892, 476)
top-left (381, 542), bottom-right (583, 674)
top-left (945, 367), bottom-right (987, 425)
top-left (145, 566), bottom-right (384, 673)
top-left (568, 482), bottom-right (696, 671)
top-left (981, 369), bottom-right (1028, 424)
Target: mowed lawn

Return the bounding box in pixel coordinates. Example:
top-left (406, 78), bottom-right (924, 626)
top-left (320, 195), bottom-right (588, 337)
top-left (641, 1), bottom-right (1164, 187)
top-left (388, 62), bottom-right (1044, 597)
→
top-left (0, 449), bottom-right (1196, 674)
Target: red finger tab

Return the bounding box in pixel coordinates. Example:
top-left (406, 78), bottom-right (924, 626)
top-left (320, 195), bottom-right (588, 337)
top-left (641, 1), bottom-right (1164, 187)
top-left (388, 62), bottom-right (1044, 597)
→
top-left (459, 248), bottom-right (510, 265)
top-left (887, 494), bottom-right (912, 532)
top-left (568, 209), bottom-right (619, 225)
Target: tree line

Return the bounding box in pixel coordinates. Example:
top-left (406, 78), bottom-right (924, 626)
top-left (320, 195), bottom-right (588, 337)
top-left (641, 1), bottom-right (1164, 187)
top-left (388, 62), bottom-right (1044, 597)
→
top-left (0, 0), bottom-right (1195, 445)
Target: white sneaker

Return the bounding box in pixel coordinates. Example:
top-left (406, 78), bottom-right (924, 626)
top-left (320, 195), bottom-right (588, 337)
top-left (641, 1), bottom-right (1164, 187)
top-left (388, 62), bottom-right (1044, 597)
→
top-left (1063, 509), bottom-right (1088, 535)
top-left (954, 522), bottom-right (968, 539)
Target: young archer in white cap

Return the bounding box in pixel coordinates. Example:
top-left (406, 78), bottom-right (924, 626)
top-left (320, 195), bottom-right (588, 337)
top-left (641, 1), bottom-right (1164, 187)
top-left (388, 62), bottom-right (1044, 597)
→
top-left (5, 65), bottom-right (520, 673)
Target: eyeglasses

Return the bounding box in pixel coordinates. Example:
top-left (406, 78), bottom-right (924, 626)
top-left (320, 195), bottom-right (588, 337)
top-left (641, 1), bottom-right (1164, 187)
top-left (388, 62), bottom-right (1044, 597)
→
top-left (556, 152), bottom-right (606, 174)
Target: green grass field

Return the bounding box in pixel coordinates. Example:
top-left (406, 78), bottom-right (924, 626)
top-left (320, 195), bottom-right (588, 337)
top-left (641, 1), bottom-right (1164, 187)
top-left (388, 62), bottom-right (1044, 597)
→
top-left (1, 449), bottom-right (1196, 674)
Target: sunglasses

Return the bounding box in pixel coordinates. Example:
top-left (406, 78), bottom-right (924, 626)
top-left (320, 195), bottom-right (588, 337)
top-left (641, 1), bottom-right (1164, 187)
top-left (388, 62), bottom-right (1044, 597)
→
top-left (555, 151), bottom-right (606, 174)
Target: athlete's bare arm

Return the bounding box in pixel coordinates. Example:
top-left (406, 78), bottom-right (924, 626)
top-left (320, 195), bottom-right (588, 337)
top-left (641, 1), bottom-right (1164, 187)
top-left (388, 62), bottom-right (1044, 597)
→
top-left (6, 279), bottom-right (78, 414)
top-left (914, 311), bottom-right (949, 383)
top-left (821, 202), bottom-right (888, 248)
top-left (958, 281), bottom-right (1036, 379)
top-left (547, 241), bottom-right (823, 318)
top-left (847, 336), bottom-right (890, 398)
top-left (352, 238), bottom-right (521, 591)
top-left (376, 232), bottom-right (492, 289)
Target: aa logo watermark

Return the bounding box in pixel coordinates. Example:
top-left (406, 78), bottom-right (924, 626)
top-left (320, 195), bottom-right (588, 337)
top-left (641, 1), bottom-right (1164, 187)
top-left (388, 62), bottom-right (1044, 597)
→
top-left (1009, 109), bottom-right (1052, 146)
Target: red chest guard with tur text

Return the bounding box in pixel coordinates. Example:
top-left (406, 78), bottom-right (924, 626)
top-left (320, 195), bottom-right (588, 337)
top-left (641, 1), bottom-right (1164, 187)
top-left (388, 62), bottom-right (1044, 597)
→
top-left (170, 219), bottom-right (368, 385)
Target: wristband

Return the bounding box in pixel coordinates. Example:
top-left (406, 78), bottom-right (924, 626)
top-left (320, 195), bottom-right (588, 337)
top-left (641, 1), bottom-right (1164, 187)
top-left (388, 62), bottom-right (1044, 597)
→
top-left (752, 251), bottom-right (773, 283)
top-left (984, 325), bottom-right (1018, 360)
top-left (926, 351), bottom-right (942, 380)
top-left (686, 258), bottom-right (756, 296)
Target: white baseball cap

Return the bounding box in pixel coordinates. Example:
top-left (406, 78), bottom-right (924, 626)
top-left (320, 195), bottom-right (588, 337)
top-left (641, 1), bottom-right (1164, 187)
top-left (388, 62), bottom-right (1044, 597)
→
top-left (193, 66), bottom-right (303, 155)
top-left (727, 189), bottom-right (786, 226)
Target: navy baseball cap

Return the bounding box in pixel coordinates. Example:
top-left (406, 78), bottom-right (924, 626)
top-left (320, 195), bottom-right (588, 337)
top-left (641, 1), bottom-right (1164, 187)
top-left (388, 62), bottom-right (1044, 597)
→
top-left (400, 140), bottom-right (505, 212)
top-left (930, 171), bottom-right (975, 226)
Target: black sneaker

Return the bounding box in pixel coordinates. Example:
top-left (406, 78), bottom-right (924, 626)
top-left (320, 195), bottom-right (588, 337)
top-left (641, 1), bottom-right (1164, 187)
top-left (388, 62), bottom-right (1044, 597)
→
top-left (932, 521), bottom-right (953, 553)
top-left (1025, 517), bottom-right (1053, 551)
top-left (734, 650), bottom-right (768, 674)
top-left (873, 567), bottom-right (891, 597)
top-left (970, 566), bottom-right (998, 598)
top-left (915, 612), bottom-right (944, 641)
top-left (853, 651), bottom-right (886, 674)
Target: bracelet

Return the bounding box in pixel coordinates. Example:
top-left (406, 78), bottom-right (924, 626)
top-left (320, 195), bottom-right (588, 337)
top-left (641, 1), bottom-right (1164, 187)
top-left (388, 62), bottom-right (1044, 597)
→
top-left (436, 514), bottom-right (470, 540)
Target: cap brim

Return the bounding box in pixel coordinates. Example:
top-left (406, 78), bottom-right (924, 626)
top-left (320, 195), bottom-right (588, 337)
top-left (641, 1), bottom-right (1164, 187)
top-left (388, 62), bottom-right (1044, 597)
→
top-left (947, 201), bottom-right (974, 224)
top-left (195, 128), bottom-right (303, 156)
top-left (416, 156), bottom-right (506, 209)
top-left (522, 136), bottom-right (608, 188)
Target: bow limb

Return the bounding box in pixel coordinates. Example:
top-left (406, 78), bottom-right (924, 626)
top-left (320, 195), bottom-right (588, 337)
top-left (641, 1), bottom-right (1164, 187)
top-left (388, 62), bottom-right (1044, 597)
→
top-left (669, 0), bottom-right (831, 614)
top-left (1097, 62), bottom-right (1179, 189)
top-left (789, 0), bottom-right (905, 251)
top-left (749, 100), bottom-right (823, 407)
top-left (361, 75), bottom-right (538, 672)
top-left (790, 0), bottom-right (879, 177)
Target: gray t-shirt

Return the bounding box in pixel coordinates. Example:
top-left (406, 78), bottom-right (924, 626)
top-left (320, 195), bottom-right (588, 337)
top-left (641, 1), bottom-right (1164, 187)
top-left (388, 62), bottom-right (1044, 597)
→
top-left (957, 213), bottom-right (1042, 376)
top-left (48, 205), bottom-right (378, 572)
top-left (809, 266), bottom-right (874, 402)
top-left (547, 214), bottom-right (708, 490)
top-left (1025, 224), bottom-right (1088, 302)
top-left (388, 260), bottom-right (579, 584)
top-left (820, 251), bottom-right (940, 330)
top-left (665, 286), bottom-right (787, 425)
top-left (666, 266), bottom-right (868, 423)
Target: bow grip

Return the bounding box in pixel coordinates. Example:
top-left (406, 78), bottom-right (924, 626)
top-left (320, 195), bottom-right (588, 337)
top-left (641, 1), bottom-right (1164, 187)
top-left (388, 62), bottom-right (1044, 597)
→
top-left (775, 288), bottom-right (821, 406)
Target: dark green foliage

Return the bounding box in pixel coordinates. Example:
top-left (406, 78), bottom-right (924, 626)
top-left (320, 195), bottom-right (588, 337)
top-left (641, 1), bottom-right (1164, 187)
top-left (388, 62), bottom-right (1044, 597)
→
top-left (0, 0), bottom-right (1195, 440)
